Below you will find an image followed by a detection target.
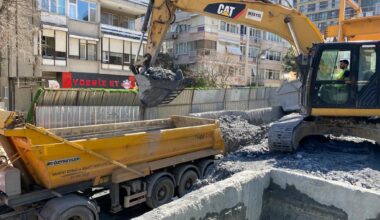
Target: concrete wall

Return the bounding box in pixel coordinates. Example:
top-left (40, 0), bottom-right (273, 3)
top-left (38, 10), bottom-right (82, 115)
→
top-left (136, 169), bottom-right (380, 220)
top-left (191, 107), bottom-right (284, 125)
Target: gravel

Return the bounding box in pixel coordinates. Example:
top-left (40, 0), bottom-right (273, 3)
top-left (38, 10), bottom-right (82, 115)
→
top-left (143, 67), bottom-right (182, 81)
top-left (195, 115), bottom-right (380, 192)
top-left (218, 115), bottom-right (267, 153)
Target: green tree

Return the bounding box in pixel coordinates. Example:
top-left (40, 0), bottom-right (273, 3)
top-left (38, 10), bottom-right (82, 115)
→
top-left (283, 48), bottom-right (298, 72)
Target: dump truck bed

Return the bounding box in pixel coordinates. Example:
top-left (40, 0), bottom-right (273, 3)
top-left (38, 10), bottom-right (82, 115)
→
top-left (0, 113), bottom-right (224, 189)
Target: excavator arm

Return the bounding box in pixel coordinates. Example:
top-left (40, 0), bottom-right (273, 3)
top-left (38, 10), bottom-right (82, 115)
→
top-left (134, 0), bottom-right (323, 107)
top-left (144, 0), bottom-right (323, 65)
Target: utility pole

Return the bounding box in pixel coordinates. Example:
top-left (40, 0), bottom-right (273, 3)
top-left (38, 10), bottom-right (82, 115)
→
top-left (245, 27), bottom-right (250, 86)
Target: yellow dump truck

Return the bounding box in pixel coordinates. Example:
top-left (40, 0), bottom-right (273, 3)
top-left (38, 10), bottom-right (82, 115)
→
top-left (0, 109), bottom-right (224, 219)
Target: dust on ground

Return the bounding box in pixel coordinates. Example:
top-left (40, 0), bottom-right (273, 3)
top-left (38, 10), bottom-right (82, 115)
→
top-left (195, 115), bottom-right (380, 191)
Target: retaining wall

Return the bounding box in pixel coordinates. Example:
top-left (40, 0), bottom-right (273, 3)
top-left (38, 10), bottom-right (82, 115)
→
top-left (135, 169), bottom-right (380, 220)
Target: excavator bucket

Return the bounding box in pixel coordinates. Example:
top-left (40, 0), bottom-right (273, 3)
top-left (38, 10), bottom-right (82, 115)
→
top-left (135, 74), bottom-right (186, 107)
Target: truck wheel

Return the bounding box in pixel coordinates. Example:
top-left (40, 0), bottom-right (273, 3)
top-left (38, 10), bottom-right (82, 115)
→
top-left (61, 206), bottom-right (94, 220)
top-left (178, 170), bottom-right (198, 197)
top-left (146, 176), bottom-right (174, 208)
top-left (203, 163), bottom-right (215, 178)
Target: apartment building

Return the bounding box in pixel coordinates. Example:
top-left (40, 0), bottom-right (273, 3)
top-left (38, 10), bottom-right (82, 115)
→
top-left (0, 0), bottom-right (147, 112)
top-left (163, 11), bottom-right (290, 87)
top-left (294, 0), bottom-right (380, 32)
top-left (294, 0), bottom-right (341, 32)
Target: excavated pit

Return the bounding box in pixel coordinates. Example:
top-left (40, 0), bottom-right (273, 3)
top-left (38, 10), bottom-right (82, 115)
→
top-left (135, 108), bottom-right (380, 220)
top-left (136, 169), bottom-right (380, 220)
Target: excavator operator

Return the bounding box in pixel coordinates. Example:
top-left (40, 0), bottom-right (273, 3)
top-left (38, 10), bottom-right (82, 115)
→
top-left (336, 59), bottom-right (350, 80)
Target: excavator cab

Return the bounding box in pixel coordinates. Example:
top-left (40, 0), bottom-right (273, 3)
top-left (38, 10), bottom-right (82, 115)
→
top-left (269, 41), bottom-right (380, 152)
top-left (308, 42), bottom-right (379, 112)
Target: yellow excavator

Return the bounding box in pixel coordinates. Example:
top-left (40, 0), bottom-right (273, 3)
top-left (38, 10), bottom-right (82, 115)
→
top-left (132, 0), bottom-right (380, 152)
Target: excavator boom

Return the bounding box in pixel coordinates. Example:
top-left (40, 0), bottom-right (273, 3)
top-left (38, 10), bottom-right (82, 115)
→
top-left (146, 0), bottom-right (323, 64)
top-left (135, 0), bottom-right (323, 107)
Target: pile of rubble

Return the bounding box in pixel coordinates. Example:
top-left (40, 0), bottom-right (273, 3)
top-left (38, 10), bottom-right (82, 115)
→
top-left (197, 115), bottom-right (380, 191)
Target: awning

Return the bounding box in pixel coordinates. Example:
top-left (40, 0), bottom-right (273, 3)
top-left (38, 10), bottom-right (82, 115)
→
top-left (226, 45), bottom-right (242, 56)
top-left (69, 34), bottom-right (99, 41)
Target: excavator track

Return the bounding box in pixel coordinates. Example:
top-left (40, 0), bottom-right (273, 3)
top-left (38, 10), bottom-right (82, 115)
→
top-left (268, 114), bottom-right (305, 152)
top-left (269, 114), bottom-right (380, 152)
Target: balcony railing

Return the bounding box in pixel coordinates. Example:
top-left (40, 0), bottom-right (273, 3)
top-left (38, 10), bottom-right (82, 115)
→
top-left (101, 24), bottom-right (146, 41)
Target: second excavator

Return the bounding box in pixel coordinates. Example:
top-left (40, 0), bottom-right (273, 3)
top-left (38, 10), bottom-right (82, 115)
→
top-left (133, 0), bottom-right (380, 151)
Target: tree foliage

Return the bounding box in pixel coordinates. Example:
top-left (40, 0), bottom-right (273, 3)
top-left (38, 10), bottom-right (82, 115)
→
top-left (282, 47), bottom-right (298, 73)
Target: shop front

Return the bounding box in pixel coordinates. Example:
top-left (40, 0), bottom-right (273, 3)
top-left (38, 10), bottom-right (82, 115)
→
top-left (58, 72), bottom-right (137, 90)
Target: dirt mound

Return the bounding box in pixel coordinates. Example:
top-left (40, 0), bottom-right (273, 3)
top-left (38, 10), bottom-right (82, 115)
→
top-left (218, 115), bottom-right (267, 153)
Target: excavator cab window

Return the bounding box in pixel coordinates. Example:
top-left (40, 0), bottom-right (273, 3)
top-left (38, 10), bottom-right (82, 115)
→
top-left (314, 49), bottom-right (352, 106)
top-left (357, 45), bottom-right (378, 107)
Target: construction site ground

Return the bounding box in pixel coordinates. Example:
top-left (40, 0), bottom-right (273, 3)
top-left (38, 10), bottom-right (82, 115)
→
top-left (97, 110), bottom-right (380, 219)
top-left (200, 114), bottom-right (380, 191)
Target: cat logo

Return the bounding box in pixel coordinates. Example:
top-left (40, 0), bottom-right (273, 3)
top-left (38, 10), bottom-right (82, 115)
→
top-left (204, 3), bottom-right (246, 19)
top-left (217, 4), bottom-right (236, 17)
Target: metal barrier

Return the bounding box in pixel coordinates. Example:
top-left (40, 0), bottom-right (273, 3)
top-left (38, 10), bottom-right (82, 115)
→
top-left (35, 87), bottom-right (280, 128)
top-left (36, 106), bottom-right (140, 129)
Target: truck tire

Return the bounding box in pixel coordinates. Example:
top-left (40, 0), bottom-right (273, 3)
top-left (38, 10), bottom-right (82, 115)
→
top-left (177, 170), bottom-right (198, 197)
top-left (203, 163), bottom-right (215, 178)
top-left (146, 176), bottom-right (174, 209)
top-left (196, 159), bottom-right (214, 178)
top-left (60, 206), bottom-right (95, 220)
top-left (39, 194), bottom-right (98, 220)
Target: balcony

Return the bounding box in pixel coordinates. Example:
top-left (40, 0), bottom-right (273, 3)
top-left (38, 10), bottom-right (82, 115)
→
top-left (99, 0), bottom-right (147, 16)
top-left (41, 12), bottom-right (67, 26)
top-left (101, 24), bottom-right (146, 41)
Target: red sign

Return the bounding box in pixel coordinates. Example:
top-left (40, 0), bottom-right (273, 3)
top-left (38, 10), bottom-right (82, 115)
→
top-left (60, 72), bottom-right (136, 89)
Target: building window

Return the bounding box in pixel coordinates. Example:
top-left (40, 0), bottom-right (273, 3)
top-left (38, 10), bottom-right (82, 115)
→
top-left (307, 3), bottom-right (316, 12)
top-left (80, 41), bottom-right (87, 60)
top-left (78, 0), bottom-right (88, 21)
top-left (109, 52), bottom-right (123, 65)
top-left (69, 0), bottom-right (77, 18)
top-left (69, 0), bottom-right (97, 22)
top-left (249, 46), bottom-right (260, 58)
top-left (319, 1), bottom-right (328, 10)
top-left (123, 54), bottom-right (131, 65)
top-left (102, 38), bottom-right (144, 69)
top-left (265, 32), bottom-right (282, 42)
top-left (220, 21), bottom-right (239, 34)
top-left (176, 24), bottom-right (191, 33)
top-left (259, 69), bottom-right (281, 80)
top-left (70, 38), bottom-right (97, 61)
top-left (299, 5), bottom-right (305, 13)
top-left (42, 29), bottom-right (67, 62)
top-left (89, 3), bottom-right (97, 22)
top-left (69, 38), bottom-right (79, 59)
top-left (101, 13), bottom-right (112, 25)
top-left (101, 13), bottom-right (121, 26)
top-left (40, 0), bottom-right (65, 15)
top-left (87, 43), bottom-right (97, 60)
top-left (42, 36), bottom-right (55, 59)
top-left (265, 50), bottom-right (282, 61)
